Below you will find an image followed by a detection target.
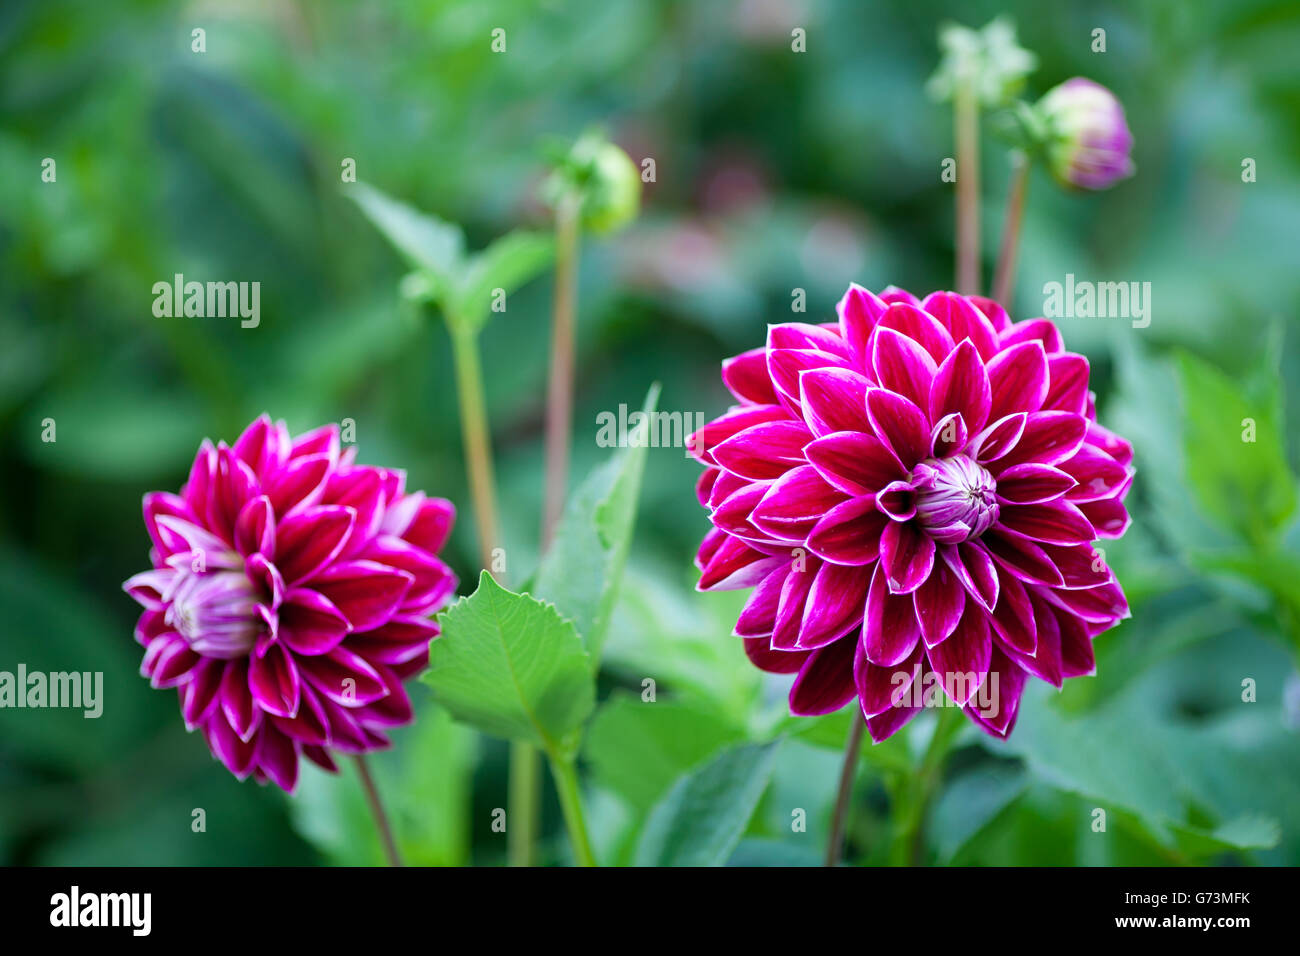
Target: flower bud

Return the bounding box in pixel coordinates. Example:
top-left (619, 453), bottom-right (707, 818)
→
top-left (544, 132), bottom-right (641, 235)
top-left (1037, 77), bottom-right (1134, 190)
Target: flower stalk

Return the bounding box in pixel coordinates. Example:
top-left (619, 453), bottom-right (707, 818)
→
top-left (992, 150), bottom-right (1031, 308)
top-left (354, 755), bottom-right (403, 867)
top-left (955, 80), bottom-right (981, 295)
top-left (824, 715), bottom-right (866, 866)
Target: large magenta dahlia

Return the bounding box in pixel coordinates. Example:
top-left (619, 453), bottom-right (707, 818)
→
top-left (124, 415), bottom-right (457, 791)
top-left (689, 286), bottom-right (1133, 742)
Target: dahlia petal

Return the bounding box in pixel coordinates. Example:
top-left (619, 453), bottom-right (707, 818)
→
top-left (855, 639), bottom-right (925, 717)
top-left (266, 453), bottom-right (332, 518)
top-left (788, 635), bottom-right (858, 716)
top-left (325, 467), bottom-right (386, 552)
top-left (245, 552), bottom-right (285, 609)
top-left (1085, 421), bottom-right (1134, 467)
top-left (734, 562), bottom-right (793, 637)
top-left (350, 615), bottom-right (441, 667)
top-left (711, 420), bottom-right (812, 481)
top-left (205, 711), bottom-right (257, 779)
top-left (687, 404), bottom-right (788, 466)
top-left (930, 412), bottom-right (969, 458)
top-left (289, 423), bottom-right (340, 464)
top-left (805, 430), bottom-right (906, 495)
top-left (280, 587), bottom-right (352, 656)
top-left (968, 295), bottom-right (1012, 333)
top-left (395, 496), bottom-right (456, 553)
top-left (939, 541), bottom-right (999, 610)
top-left (698, 536), bottom-right (787, 591)
top-left (1057, 609), bottom-right (1097, 678)
top-left (299, 645), bottom-right (389, 706)
top-left (797, 561), bottom-right (869, 650)
top-left (234, 495), bottom-right (276, 559)
top-left (875, 302), bottom-right (957, 365)
top-left (744, 636), bottom-right (809, 674)
top-left (988, 567), bottom-right (1037, 656)
top-left (769, 321), bottom-right (852, 358)
top-left (269, 683), bottom-right (331, 746)
top-left (150, 636), bottom-right (199, 689)
top-left (865, 388), bottom-right (931, 469)
top-left (153, 515), bottom-right (239, 568)
top-left (124, 569), bottom-right (175, 611)
top-left (864, 562), bottom-right (923, 666)
top-left (220, 658), bottom-right (261, 743)
top-left (143, 491), bottom-right (198, 559)
top-left (1060, 446), bottom-right (1129, 502)
top-left (362, 536), bottom-right (457, 611)
top-left (182, 442), bottom-right (216, 524)
top-left (254, 725), bottom-right (299, 793)
top-left (929, 338), bottom-right (992, 440)
top-left (986, 341), bottom-right (1049, 422)
top-left (232, 414), bottom-right (289, 480)
top-left (696, 467), bottom-right (720, 508)
top-left (871, 326), bottom-right (938, 411)
top-left (1044, 578), bottom-right (1130, 624)
top-left (302, 744), bottom-right (339, 773)
top-left (798, 367), bottom-right (873, 437)
top-left (994, 411), bottom-right (1089, 470)
top-left (207, 447), bottom-right (260, 546)
top-left (750, 465), bottom-right (847, 541)
top-left (970, 412), bottom-right (1028, 463)
top-left (180, 659), bottom-right (224, 729)
top-left (248, 641), bottom-right (302, 718)
top-left (711, 481), bottom-right (773, 542)
top-left (880, 521), bottom-right (935, 594)
top-left (921, 291), bottom-right (999, 360)
top-left (999, 318), bottom-right (1063, 354)
top-left (995, 463), bottom-right (1077, 504)
top-left (925, 600), bottom-right (992, 706)
top-left (864, 697), bottom-right (923, 743)
top-left (880, 285), bottom-right (922, 308)
top-left (706, 470), bottom-right (748, 511)
top-left (772, 558), bottom-right (821, 650)
top-left (1044, 353), bottom-right (1090, 414)
top-left (837, 283), bottom-right (890, 366)
top-left (998, 500), bottom-right (1096, 546)
top-left (1042, 542), bottom-right (1112, 589)
top-left (361, 666), bottom-right (416, 726)
top-left (982, 527), bottom-right (1065, 587)
top-left (323, 562), bottom-right (421, 636)
top-left (913, 560), bottom-right (965, 647)
top-left (768, 348), bottom-right (851, 415)
top-left (275, 505), bottom-right (356, 585)
top-left (722, 347), bottom-right (780, 405)
top-left (963, 646), bottom-right (1026, 738)
top-left (876, 480), bottom-right (918, 522)
top-left (806, 497), bottom-right (887, 565)
top-left (1009, 592), bottom-right (1063, 687)
top-left (1078, 495), bottom-right (1132, 538)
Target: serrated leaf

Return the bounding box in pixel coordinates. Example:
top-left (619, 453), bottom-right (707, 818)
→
top-left (635, 740), bottom-right (780, 867)
top-left (533, 384), bottom-right (659, 662)
top-left (422, 571), bottom-right (594, 749)
top-left (348, 182), bottom-right (465, 287)
top-left (452, 229), bottom-right (555, 333)
top-left (584, 692), bottom-right (745, 813)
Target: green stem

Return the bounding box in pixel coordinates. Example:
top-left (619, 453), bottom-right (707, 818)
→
top-left (353, 755), bottom-right (402, 867)
top-left (508, 739), bottom-right (540, 867)
top-left (891, 705), bottom-right (963, 866)
top-left (954, 81), bottom-right (981, 295)
top-left (824, 714), bottom-right (866, 867)
top-left (541, 190), bottom-right (581, 549)
top-left (992, 152), bottom-right (1031, 308)
top-left (546, 749), bottom-right (597, 867)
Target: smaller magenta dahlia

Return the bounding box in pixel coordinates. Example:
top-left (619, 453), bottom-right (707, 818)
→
top-left (124, 415), bottom-right (456, 791)
top-left (690, 285), bottom-right (1133, 742)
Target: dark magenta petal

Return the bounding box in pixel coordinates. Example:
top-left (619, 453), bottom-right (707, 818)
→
top-left (1006, 591), bottom-right (1063, 687)
top-left (866, 388), bottom-right (932, 469)
top-left (397, 496), bottom-right (456, 553)
top-left (929, 339), bottom-right (992, 440)
top-left (799, 367), bottom-right (873, 437)
top-left (1044, 578), bottom-right (1130, 624)
top-left (1042, 542), bottom-right (1112, 589)
top-left (807, 497), bottom-right (887, 565)
top-left (299, 645), bottom-right (389, 706)
top-left (1079, 496), bottom-right (1131, 538)
top-left (880, 521), bottom-right (935, 594)
top-left (988, 566), bottom-right (1037, 656)
top-left (266, 452), bottom-right (331, 517)
top-left (837, 283), bottom-right (890, 367)
top-left (995, 463), bottom-right (1077, 504)
top-left (219, 657), bottom-right (260, 742)
top-left (248, 641), bottom-right (302, 718)
top-left (1057, 609), bottom-right (1097, 678)
top-left (289, 423), bottom-right (340, 463)
top-left (982, 527), bottom-right (1065, 587)
top-left (349, 616), bottom-right (440, 667)
top-left (939, 541), bottom-right (999, 610)
top-left (270, 684), bottom-right (331, 746)
top-left (280, 587), bottom-right (353, 656)
top-left (876, 480), bottom-right (918, 522)
top-left (930, 412), bottom-right (969, 458)
top-left (864, 562), bottom-right (923, 665)
top-left (697, 535), bottom-right (787, 591)
top-left (768, 348), bottom-right (851, 416)
top-left (324, 467), bottom-right (386, 553)
top-left (913, 560), bottom-right (965, 647)
top-left (855, 638), bottom-right (924, 717)
top-left (772, 557), bottom-right (821, 650)
top-left (864, 696), bottom-right (923, 743)
top-left (768, 321), bottom-right (852, 358)
top-left (234, 494), bottom-right (276, 559)
top-left (1085, 421), bottom-right (1133, 467)
top-left (875, 302), bottom-right (956, 364)
top-left (143, 491), bottom-right (198, 560)
top-left (998, 500), bottom-right (1096, 545)
top-left (180, 659), bottom-right (224, 729)
top-left (687, 404), bottom-right (788, 466)
top-left (232, 414), bottom-right (290, 480)
top-left (968, 295), bottom-right (1011, 333)
top-left (797, 562), bottom-right (869, 650)
top-left (963, 646), bottom-right (1027, 738)
top-left (1060, 446), bottom-right (1129, 502)
top-left (744, 636), bottom-right (809, 674)
top-left (205, 711), bottom-right (257, 779)
top-left (312, 560), bottom-right (414, 632)
top-left (722, 347), bottom-right (779, 405)
top-left (994, 411), bottom-right (1088, 470)
top-left (999, 318), bottom-right (1063, 354)
top-left (921, 291), bottom-right (999, 360)
top-left (1044, 353), bottom-right (1090, 414)
top-left (871, 327), bottom-right (938, 411)
top-left (970, 412), bottom-right (1028, 463)
top-left (805, 430), bottom-right (906, 495)
top-left (924, 600), bottom-right (992, 706)
top-left (712, 420), bottom-right (811, 481)
top-left (254, 725), bottom-right (299, 793)
top-left (788, 635), bottom-right (857, 716)
top-left (986, 341), bottom-right (1049, 422)
top-left (734, 563), bottom-right (793, 638)
top-left (712, 481), bottom-right (773, 542)
top-left (751, 466), bottom-right (847, 541)
top-left (275, 505), bottom-right (356, 585)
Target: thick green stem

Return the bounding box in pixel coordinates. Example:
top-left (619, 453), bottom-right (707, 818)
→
top-left (824, 714), bottom-right (866, 866)
top-left (546, 749), bottom-right (597, 867)
top-left (507, 739), bottom-right (540, 867)
top-left (955, 82), bottom-right (981, 295)
top-left (992, 152), bottom-right (1031, 308)
top-left (891, 705), bottom-right (963, 866)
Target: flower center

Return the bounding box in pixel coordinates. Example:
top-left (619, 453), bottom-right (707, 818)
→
top-left (911, 455), bottom-right (999, 544)
top-left (165, 568), bottom-right (259, 659)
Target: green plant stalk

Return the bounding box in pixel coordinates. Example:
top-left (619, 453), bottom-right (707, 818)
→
top-left (955, 81), bottom-right (981, 295)
top-left (992, 151), bottom-right (1031, 308)
top-left (541, 190), bottom-right (582, 548)
top-left (545, 747), bottom-right (597, 867)
top-left (447, 321), bottom-right (544, 867)
top-left (353, 754), bottom-right (402, 867)
top-left (824, 715), bottom-right (866, 866)
top-left (890, 705), bottom-right (964, 866)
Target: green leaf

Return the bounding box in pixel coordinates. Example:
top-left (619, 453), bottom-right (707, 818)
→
top-left (452, 229), bottom-right (555, 333)
top-left (289, 701), bottom-right (477, 866)
top-left (634, 740), bottom-right (780, 867)
top-left (347, 182), bottom-right (465, 290)
top-left (929, 764), bottom-right (1028, 862)
top-left (1177, 351), bottom-right (1296, 543)
top-left (584, 692), bottom-right (745, 814)
top-left (422, 571), bottom-right (594, 749)
top-left (533, 384), bottom-right (659, 662)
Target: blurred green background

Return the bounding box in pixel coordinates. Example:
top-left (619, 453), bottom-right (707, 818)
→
top-left (2, 0), bottom-right (1299, 866)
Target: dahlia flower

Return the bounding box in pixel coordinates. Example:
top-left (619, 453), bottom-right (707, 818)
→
top-left (1037, 77), bottom-right (1134, 190)
top-left (690, 286), bottom-right (1132, 741)
top-left (124, 415), bottom-right (456, 791)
